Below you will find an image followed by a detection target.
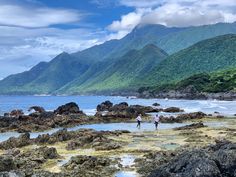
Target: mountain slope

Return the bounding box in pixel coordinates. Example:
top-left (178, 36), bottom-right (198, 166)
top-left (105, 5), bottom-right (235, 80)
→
top-left (57, 44), bottom-right (168, 94)
top-left (143, 67), bottom-right (236, 94)
top-left (141, 34), bottom-right (236, 87)
top-left (1, 23), bottom-right (236, 95)
top-left (156, 22), bottom-right (236, 54)
top-left (0, 53), bottom-right (90, 94)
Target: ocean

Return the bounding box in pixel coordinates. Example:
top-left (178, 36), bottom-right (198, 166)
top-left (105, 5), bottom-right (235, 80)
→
top-left (0, 95), bottom-right (235, 116)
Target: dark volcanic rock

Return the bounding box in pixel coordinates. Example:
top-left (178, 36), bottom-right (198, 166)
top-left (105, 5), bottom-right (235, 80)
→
top-left (96, 101), bottom-right (160, 118)
top-left (174, 122), bottom-right (207, 130)
top-left (110, 102), bottom-right (129, 111)
top-left (176, 112), bottom-right (206, 120)
top-left (28, 106), bottom-right (45, 113)
top-left (96, 101), bottom-right (113, 111)
top-left (163, 107), bottom-right (184, 113)
top-left (34, 129), bottom-right (73, 144)
top-left (0, 109), bottom-right (89, 133)
top-left (9, 110), bottom-right (24, 118)
top-left (62, 155), bottom-right (118, 177)
top-left (160, 112), bottom-right (207, 123)
top-left (135, 151), bottom-right (176, 176)
top-left (14, 146), bottom-right (59, 170)
top-left (152, 103), bottom-right (160, 107)
top-left (0, 129), bottom-right (128, 150)
top-left (63, 155), bottom-right (111, 170)
top-left (54, 102), bottom-right (84, 115)
top-left (66, 129), bottom-right (123, 151)
top-left (0, 133), bottom-right (30, 150)
top-left (0, 156), bottom-right (16, 172)
top-left (147, 141), bottom-right (236, 177)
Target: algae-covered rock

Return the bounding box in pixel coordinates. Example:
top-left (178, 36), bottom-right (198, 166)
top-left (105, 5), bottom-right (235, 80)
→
top-left (147, 141), bottom-right (236, 177)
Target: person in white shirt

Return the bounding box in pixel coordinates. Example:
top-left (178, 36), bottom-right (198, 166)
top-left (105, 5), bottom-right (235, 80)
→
top-left (154, 114), bottom-right (160, 130)
top-left (136, 114), bottom-right (142, 129)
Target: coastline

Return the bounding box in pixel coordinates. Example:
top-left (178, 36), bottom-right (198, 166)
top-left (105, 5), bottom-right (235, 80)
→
top-left (0, 100), bottom-right (235, 176)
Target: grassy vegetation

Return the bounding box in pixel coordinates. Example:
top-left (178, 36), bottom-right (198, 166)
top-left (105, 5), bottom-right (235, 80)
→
top-left (140, 34), bottom-right (236, 87)
top-left (141, 68), bottom-right (236, 93)
top-left (58, 44), bottom-right (168, 94)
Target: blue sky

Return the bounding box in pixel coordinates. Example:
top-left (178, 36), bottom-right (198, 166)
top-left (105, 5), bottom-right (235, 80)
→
top-left (0, 0), bottom-right (236, 78)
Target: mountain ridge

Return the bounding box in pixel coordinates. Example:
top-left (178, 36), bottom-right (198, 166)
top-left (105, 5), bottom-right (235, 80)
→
top-left (1, 23), bottom-right (236, 95)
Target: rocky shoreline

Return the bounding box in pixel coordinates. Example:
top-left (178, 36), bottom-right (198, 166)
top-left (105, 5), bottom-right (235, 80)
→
top-left (138, 90), bottom-right (236, 100)
top-left (0, 100), bottom-right (235, 177)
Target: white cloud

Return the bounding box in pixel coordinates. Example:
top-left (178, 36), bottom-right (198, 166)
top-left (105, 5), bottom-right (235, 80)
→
top-left (0, 3), bottom-right (82, 28)
top-left (0, 0), bottom-right (106, 78)
top-left (107, 0), bottom-right (236, 39)
top-left (108, 11), bottom-right (142, 31)
top-left (0, 26), bottom-right (106, 78)
top-left (107, 8), bottom-right (151, 39)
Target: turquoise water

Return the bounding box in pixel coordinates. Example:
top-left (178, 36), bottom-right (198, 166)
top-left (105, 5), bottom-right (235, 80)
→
top-left (0, 95), bottom-right (235, 116)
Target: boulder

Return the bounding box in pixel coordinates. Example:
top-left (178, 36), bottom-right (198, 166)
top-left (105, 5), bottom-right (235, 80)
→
top-left (174, 122), bottom-right (207, 130)
top-left (54, 102), bottom-right (84, 115)
top-left (14, 146), bottom-right (59, 171)
top-left (163, 107), bottom-right (184, 113)
top-left (9, 110), bottom-right (24, 118)
top-left (35, 129), bottom-right (73, 144)
top-left (0, 133), bottom-right (31, 150)
top-left (148, 141), bottom-right (236, 177)
top-left (28, 106), bottom-right (45, 113)
top-left (63, 155), bottom-right (111, 170)
top-left (110, 102), bottom-right (129, 111)
top-left (96, 101), bottom-right (113, 111)
top-left (35, 146), bottom-right (59, 159)
top-left (66, 130), bottom-right (122, 151)
top-left (152, 103), bottom-right (160, 107)
top-left (177, 112), bottom-right (206, 119)
top-left (63, 155), bottom-right (118, 177)
top-left (96, 101), bottom-right (160, 118)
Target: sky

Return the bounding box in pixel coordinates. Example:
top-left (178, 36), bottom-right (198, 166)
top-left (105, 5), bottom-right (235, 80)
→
top-left (0, 0), bottom-right (236, 79)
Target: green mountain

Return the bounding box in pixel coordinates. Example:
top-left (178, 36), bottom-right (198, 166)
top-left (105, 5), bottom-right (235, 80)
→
top-left (0, 53), bottom-right (90, 94)
top-left (60, 34), bottom-right (236, 94)
top-left (155, 22), bottom-right (236, 54)
top-left (140, 34), bottom-right (236, 87)
top-left (57, 44), bottom-right (168, 94)
top-left (0, 22), bottom-right (236, 95)
top-left (143, 68), bottom-right (236, 94)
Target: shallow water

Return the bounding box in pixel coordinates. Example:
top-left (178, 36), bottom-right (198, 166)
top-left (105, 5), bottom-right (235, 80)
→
top-left (115, 154), bottom-right (138, 177)
top-left (115, 171), bottom-right (138, 177)
top-left (0, 95), bottom-right (235, 116)
top-left (0, 121), bottom-right (227, 143)
top-left (0, 122), bottom-right (187, 142)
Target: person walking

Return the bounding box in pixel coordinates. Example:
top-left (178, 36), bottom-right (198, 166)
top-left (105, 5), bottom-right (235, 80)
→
top-left (154, 114), bottom-right (160, 130)
top-left (136, 114), bottom-right (142, 129)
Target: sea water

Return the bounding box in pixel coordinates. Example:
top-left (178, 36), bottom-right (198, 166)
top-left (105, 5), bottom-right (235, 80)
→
top-left (0, 95), bottom-right (235, 116)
